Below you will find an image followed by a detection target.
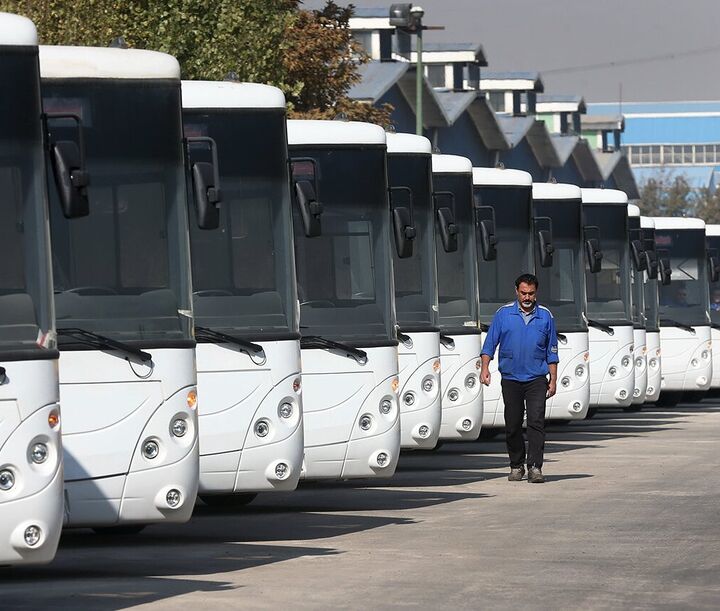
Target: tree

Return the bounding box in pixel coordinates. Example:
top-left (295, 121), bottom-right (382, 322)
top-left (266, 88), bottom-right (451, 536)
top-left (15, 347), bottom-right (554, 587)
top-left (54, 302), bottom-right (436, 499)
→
top-left (638, 167), bottom-right (720, 222)
top-left (0, 0), bottom-right (391, 123)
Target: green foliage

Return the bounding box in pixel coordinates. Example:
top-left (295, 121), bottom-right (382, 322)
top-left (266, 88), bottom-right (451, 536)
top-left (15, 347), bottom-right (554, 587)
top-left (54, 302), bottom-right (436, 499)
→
top-left (0, 0), bottom-right (391, 123)
top-left (638, 167), bottom-right (720, 223)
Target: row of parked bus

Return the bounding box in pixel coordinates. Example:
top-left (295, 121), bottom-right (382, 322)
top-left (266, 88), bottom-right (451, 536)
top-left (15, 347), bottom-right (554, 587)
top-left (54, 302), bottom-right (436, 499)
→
top-left (1, 13), bottom-right (717, 567)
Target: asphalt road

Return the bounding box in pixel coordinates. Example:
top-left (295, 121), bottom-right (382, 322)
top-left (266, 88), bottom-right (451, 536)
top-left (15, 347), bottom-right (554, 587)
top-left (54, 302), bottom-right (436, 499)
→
top-left (3, 402), bottom-right (720, 610)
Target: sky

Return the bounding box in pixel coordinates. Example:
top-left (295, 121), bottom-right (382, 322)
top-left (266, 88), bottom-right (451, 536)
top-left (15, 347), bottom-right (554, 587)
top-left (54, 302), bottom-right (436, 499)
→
top-left (302, 0), bottom-right (720, 104)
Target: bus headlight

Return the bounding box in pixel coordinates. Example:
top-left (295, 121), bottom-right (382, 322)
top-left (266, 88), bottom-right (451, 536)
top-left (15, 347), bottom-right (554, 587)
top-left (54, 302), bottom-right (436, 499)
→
top-left (649, 358), bottom-right (658, 368)
top-left (465, 374), bottom-right (477, 389)
top-left (461, 419), bottom-right (472, 431)
top-left (24, 525), bottom-right (41, 547)
top-left (448, 388), bottom-right (459, 401)
top-left (575, 365), bottom-right (585, 378)
top-left (691, 359), bottom-right (699, 368)
top-left (418, 424), bottom-right (430, 438)
top-left (278, 402), bottom-right (293, 419)
top-left (0, 469), bottom-right (15, 490)
top-left (359, 414), bottom-right (373, 431)
top-left (254, 420), bottom-right (270, 437)
top-left (379, 399), bottom-right (393, 414)
top-left (635, 357), bottom-right (643, 368)
top-left (403, 392), bottom-right (415, 406)
top-left (166, 489), bottom-right (182, 508)
top-left (171, 419), bottom-right (187, 437)
top-left (561, 377), bottom-right (570, 388)
top-left (621, 356), bottom-right (631, 368)
top-left (142, 440), bottom-right (160, 459)
top-left (702, 350), bottom-right (710, 360)
top-left (376, 452), bottom-right (389, 467)
top-left (422, 377), bottom-right (434, 393)
top-left (275, 462), bottom-right (289, 479)
top-left (30, 443), bottom-right (48, 464)
top-left (608, 366), bottom-right (617, 377)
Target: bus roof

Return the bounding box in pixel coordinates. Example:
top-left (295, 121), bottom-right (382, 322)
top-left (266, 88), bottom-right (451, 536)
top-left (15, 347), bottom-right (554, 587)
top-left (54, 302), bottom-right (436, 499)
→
top-left (640, 216), bottom-right (654, 229)
top-left (386, 132), bottom-right (431, 155)
top-left (628, 203), bottom-right (641, 217)
top-left (39, 45), bottom-right (180, 80)
top-left (532, 182), bottom-right (581, 200)
top-left (287, 120), bottom-right (386, 146)
top-left (472, 167), bottom-right (532, 187)
top-left (653, 217), bottom-right (705, 230)
top-left (580, 188), bottom-right (628, 204)
top-left (181, 80), bottom-right (285, 109)
top-left (0, 12), bottom-right (37, 46)
top-left (706, 224), bottom-right (720, 237)
top-left (432, 154), bottom-right (472, 175)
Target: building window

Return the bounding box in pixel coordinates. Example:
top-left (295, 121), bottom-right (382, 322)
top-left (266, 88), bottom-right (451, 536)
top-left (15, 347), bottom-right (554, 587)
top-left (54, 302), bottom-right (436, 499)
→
top-left (488, 91), bottom-right (505, 112)
top-left (426, 64), bottom-right (446, 88)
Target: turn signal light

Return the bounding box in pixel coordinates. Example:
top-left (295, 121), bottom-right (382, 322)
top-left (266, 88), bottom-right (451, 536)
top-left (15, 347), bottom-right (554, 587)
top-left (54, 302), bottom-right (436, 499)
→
top-left (186, 389), bottom-right (198, 410)
top-left (391, 377), bottom-right (400, 393)
top-left (48, 410), bottom-right (60, 428)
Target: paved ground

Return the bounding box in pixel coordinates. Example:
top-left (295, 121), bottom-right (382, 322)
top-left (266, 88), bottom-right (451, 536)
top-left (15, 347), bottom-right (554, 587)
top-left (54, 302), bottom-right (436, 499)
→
top-left (3, 402), bottom-right (720, 610)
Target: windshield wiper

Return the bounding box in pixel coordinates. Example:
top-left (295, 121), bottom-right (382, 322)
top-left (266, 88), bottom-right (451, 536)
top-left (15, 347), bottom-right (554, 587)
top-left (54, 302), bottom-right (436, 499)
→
top-left (397, 329), bottom-right (413, 345)
top-left (660, 318), bottom-right (696, 334)
top-left (587, 319), bottom-right (615, 335)
top-left (58, 327), bottom-right (152, 363)
top-left (439, 333), bottom-right (455, 350)
top-left (300, 335), bottom-right (368, 365)
top-left (194, 326), bottom-right (265, 361)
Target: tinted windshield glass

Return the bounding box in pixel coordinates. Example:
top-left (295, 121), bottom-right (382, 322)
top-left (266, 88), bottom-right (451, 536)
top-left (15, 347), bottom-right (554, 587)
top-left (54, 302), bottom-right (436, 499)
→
top-left (387, 153), bottom-right (437, 330)
top-left (290, 145), bottom-right (394, 345)
top-left (656, 228), bottom-right (710, 326)
top-left (584, 204), bottom-right (632, 324)
top-left (532, 199), bottom-right (587, 332)
top-left (183, 109), bottom-right (297, 340)
top-left (474, 185), bottom-right (533, 324)
top-left (44, 79), bottom-right (193, 346)
top-left (434, 173), bottom-right (478, 332)
top-left (628, 217), bottom-right (646, 328)
top-left (708, 235), bottom-right (720, 326)
top-left (0, 48), bottom-right (55, 357)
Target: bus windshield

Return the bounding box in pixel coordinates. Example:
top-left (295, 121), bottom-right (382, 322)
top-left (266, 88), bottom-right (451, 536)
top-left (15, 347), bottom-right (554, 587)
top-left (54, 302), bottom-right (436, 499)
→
top-left (628, 216), bottom-right (646, 328)
top-left (708, 234), bottom-right (720, 326)
top-left (387, 153), bottom-right (438, 331)
top-left (474, 185), bottom-right (534, 325)
top-left (183, 108), bottom-right (298, 340)
top-left (656, 228), bottom-right (710, 327)
top-left (290, 145), bottom-right (395, 346)
top-left (0, 47), bottom-right (55, 357)
top-left (434, 173), bottom-right (478, 333)
top-left (44, 79), bottom-right (193, 346)
top-left (583, 204), bottom-right (633, 325)
top-left (642, 226), bottom-right (660, 332)
top-left (532, 198), bottom-right (587, 333)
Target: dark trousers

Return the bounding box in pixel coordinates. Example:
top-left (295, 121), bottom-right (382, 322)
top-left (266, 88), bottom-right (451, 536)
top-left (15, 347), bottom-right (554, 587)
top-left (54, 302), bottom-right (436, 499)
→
top-left (501, 376), bottom-right (548, 469)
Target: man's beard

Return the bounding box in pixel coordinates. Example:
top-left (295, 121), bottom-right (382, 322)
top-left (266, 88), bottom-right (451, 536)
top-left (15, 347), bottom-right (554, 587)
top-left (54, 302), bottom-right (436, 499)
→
top-left (521, 299), bottom-right (535, 308)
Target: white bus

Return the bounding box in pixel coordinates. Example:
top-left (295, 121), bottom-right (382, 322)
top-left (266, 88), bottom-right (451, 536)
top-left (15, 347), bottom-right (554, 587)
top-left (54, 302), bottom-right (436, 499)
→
top-left (627, 204), bottom-right (648, 408)
top-left (472, 168), bottom-right (534, 431)
top-left (287, 120), bottom-right (400, 479)
top-left (654, 217), bottom-right (712, 405)
top-left (0, 13), bottom-right (63, 565)
top-left (581, 189), bottom-right (635, 414)
top-left (40, 46), bottom-right (199, 530)
top-left (432, 155), bottom-right (483, 440)
top-left (181, 81), bottom-right (303, 505)
top-left (531, 183), bottom-right (590, 421)
top-left (640, 216), bottom-right (663, 403)
top-left (385, 133), bottom-right (441, 450)
top-left (706, 224), bottom-right (720, 395)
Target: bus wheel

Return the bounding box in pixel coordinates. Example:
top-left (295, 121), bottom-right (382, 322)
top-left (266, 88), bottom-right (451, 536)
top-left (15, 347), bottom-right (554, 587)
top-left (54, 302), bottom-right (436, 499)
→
top-left (201, 493), bottom-right (258, 508)
top-left (92, 525), bottom-right (146, 535)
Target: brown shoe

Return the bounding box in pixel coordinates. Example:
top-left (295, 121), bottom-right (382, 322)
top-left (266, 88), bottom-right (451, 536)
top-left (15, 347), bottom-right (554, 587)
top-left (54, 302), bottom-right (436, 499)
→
top-left (508, 466), bottom-right (525, 481)
top-left (527, 466), bottom-right (545, 483)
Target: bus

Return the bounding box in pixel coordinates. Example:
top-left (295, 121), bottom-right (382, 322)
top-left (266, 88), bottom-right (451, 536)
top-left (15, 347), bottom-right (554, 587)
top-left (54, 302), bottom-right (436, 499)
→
top-left (432, 155), bottom-right (483, 440)
top-left (386, 133), bottom-right (441, 450)
top-left (627, 204), bottom-right (648, 408)
top-left (706, 224), bottom-right (720, 395)
top-left (654, 217), bottom-right (712, 405)
top-left (531, 183), bottom-right (590, 421)
top-left (0, 13), bottom-right (63, 565)
top-left (472, 168), bottom-right (534, 431)
top-left (640, 216), bottom-right (663, 403)
top-left (287, 120), bottom-right (400, 479)
top-left (181, 81), bottom-right (303, 505)
top-left (40, 46), bottom-right (199, 529)
top-left (581, 189), bottom-right (635, 414)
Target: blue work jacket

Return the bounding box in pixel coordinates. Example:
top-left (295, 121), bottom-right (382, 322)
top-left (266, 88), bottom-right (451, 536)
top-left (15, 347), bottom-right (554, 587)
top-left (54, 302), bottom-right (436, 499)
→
top-left (481, 301), bottom-right (559, 382)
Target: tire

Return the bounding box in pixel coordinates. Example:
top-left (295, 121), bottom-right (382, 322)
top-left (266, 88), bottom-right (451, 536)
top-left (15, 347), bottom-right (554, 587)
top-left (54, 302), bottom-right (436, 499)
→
top-left (656, 392), bottom-right (681, 407)
top-left (92, 525), bottom-right (146, 535)
top-left (200, 493), bottom-right (258, 508)
top-left (585, 407), bottom-right (598, 419)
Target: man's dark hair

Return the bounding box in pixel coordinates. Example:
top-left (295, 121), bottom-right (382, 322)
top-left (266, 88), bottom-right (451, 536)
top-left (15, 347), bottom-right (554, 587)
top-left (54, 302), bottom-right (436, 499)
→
top-left (515, 273), bottom-right (539, 289)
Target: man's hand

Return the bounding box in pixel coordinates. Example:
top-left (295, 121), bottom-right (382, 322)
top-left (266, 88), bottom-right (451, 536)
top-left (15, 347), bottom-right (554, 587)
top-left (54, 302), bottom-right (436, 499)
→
top-left (480, 354), bottom-right (491, 386)
top-left (546, 378), bottom-right (556, 398)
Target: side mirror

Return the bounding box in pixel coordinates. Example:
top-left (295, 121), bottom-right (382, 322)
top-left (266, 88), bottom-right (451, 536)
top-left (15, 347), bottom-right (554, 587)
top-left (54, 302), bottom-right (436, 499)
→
top-left (585, 238), bottom-right (603, 273)
top-left (295, 180), bottom-right (322, 237)
top-left (630, 239), bottom-right (647, 272)
top-left (187, 136), bottom-right (222, 230)
top-left (657, 250), bottom-right (672, 286)
top-left (45, 113), bottom-right (89, 219)
top-left (436, 207), bottom-right (458, 253)
top-left (475, 205), bottom-right (497, 261)
top-left (644, 249), bottom-right (659, 280)
top-left (534, 216), bottom-right (554, 268)
top-left (392, 206), bottom-right (415, 258)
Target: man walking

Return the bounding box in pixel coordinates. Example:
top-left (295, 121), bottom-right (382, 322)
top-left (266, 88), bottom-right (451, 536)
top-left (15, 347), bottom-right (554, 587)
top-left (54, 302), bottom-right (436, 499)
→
top-left (480, 274), bottom-right (558, 483)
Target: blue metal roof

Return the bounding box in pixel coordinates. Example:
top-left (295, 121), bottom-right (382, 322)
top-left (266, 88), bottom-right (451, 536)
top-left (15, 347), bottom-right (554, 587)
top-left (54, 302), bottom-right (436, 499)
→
top-left (347, 61), bottom-right (409, 102)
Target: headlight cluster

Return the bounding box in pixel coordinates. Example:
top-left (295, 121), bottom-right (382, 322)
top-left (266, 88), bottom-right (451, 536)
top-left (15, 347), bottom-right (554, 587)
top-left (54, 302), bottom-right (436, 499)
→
top-left (403, 392), bottom-right (415, 406)
top-left (359, 414), bottom-right (373, 431)
top-left (422, 377), bottom-right (434, 393)
top-left (448, 388), bottom-right (459, 402)
top-left (621, 356), bottom-right (631, 368)
top-left (380, 398), bottom-right (393, 414)
top-left (30, 443), bottom-right (48, 464)
top-left (561, 377), bottom-right (570, 388)
top-left (575, 365), bottom-right (585, 378)
top-left (0, 469), bottom-right (15, 490)
top-left (608, 366), bottom-right (617, 377)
